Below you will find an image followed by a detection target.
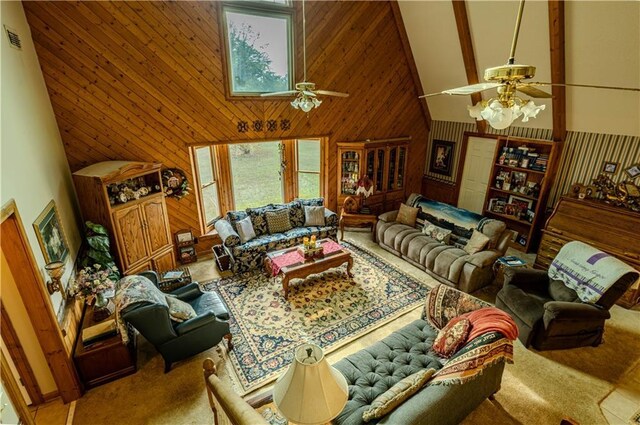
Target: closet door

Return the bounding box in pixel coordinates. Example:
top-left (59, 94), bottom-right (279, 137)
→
top-left (458, 136), bottom-right (498, 213)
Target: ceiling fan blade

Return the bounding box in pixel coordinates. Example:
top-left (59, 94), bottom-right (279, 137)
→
top-left (260, 91), bottom-right (298, 97)
top-left (419, 83), bottom-right (501, 98)
top-left (315, 89), bottom-right (350, 98)
top-left (529, 82), bottom-right (640, 92)
top-left (516, 85), bottom-right (553, 98)
top-left (302, 90), bottom-right (317, 97)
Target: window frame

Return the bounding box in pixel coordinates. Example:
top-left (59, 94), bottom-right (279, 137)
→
top-left (220, 1), bottom-right (295, 99)
top-left (192, 145), bottom-right (223, 234)
top-left (295, 139), bottom-right (323, 199)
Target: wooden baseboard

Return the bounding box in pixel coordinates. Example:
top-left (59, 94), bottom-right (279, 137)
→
top-left (42, 390), bottom-right (59, 402)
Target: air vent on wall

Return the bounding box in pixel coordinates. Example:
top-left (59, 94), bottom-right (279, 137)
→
top-left (4, 25), bottom-right (22, 50)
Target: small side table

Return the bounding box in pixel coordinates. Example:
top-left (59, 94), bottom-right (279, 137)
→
top-left (339, 212), bottom-right (377, 241)
top-left (493, 256), bottom-right (529, 286)
top-left (157, 266), bottom-right (192, 292)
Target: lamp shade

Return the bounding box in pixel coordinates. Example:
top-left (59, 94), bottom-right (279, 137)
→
top-left (273, 343), bottom-right (348, 425)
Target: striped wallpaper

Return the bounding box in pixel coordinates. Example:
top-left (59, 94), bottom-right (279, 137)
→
top-left (425, 120), bottom-right (640, 207)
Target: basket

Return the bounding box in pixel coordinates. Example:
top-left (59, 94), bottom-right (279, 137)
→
top-left (213, 244), bottom-right (231, 272)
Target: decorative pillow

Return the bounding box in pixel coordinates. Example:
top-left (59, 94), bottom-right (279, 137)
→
top-left (287, 201), bottom-right (305, 228)
top-left (246, 205), bottom-right (275, 236)
top-left (226, 210), bottom-right (248, 233)
top-left (304, 206), bottom-right (325, 226)
top-left (295, 197), bottom-right (324, 207)
top-left (236, 216), bottom-right (256, 244)
top-left (477, 218), bottom-right (506, 249)
top-left (433, 316), bottom-right (471, 358)
top-left (463, 229), bottom-right (491, 255)
top-left (423, 223), bottom-right (452, 244)
top-left (396, 203), bottom-right (419, 227)
top-left (265, 208), bottom-right (292, 234)
top-left (362, 368), bottom-right (436, 422)
top-left (165, 296), bottom-right (197, 323)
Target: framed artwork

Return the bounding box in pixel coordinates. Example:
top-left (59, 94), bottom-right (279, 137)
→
top-left (33, 200), bottom-right (69, 264)
top-left (429, 140), bottom-right (455, 177)
top-left (174, 229), bottom-right (194, 245)
top-left (511, 171), bottom-right (528, 191)
top-left (625, 164), bottom-right (640, 178)
top-left (602, 161), bottom-right (619, 174)
top-left (508, 195), bottom-right (533, 212)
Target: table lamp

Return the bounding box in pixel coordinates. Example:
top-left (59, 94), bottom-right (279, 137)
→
top-left (273, 343), bottom-right (348, 425)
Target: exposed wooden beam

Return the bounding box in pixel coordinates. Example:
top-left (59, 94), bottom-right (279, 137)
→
top-left (389, 0), bottom-right (432, 131)
top-left (451, 0), bottom-right (486, 134)
top-left (548, 0), bottom-right (566, 142)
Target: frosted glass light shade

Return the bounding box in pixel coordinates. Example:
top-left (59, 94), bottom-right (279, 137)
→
top-left (273, 343), bottom-right (348, 425)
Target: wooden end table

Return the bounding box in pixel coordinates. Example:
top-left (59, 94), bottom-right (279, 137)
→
top-left (339, 212), bottom-right (377, 241)
top-left (264, 240), bottom-right (353, 299)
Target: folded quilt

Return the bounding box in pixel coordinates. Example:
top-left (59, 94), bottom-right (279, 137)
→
top-left (114, 275), bottom-right (168, 344)
top-left (548, 241), bottom-right (638, 304)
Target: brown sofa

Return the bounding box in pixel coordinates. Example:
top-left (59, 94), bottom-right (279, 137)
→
top-left (377, 193), bottom-right (513, 293)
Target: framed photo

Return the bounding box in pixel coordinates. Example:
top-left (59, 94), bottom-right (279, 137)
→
top-left (602, 161), bottom-right (619, 174)
top-left (492, 199), bottom-right (506, 214)
top-left (625, 164), bottom-right (640, 179)
top-left (175, 229), bottom-right (194, 245)
top-left (508, 195), bottom-right (533, 212)
top-left (429, 140), bottom-right (455, 177)
top-left (516, 234), bottom-right (528, 246)
top-left (504, 203), bottom-right (519, 216)
top-left (511, 171), bottom-right (528, 191)
top-left (33, 200), bottom-right (69, 264)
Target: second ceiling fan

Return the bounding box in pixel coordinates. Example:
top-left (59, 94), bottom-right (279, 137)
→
top-left (261, 0), bottom-right (349, 112)
top-left (420, 0), bottom-right (640, 129)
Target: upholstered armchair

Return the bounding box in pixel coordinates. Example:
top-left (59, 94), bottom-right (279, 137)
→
top-left (496, 267), bottom-right (637, 351)
top-left (120, 271), bottom-right (232, 372)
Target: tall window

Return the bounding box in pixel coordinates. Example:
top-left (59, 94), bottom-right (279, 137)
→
top-left (229, 142), bottom-right (284, 210)
top-left (296, 139), bottom-right (321, 198)
top-left (222, 2), bottom-right (293, 95)
top-left (194, 147), bottom-right (221, 226)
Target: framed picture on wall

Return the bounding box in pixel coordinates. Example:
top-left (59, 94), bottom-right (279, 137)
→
top-left (602, 161), bottom-right (619, 174)
top-left (625, 164), bottom-right (640, 178)
top-left (428, 140), bottom-right (455, 177)
top-left (33, 200), bottom-right (69, 264)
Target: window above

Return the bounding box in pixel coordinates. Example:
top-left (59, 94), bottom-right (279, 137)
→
top-left (222, 2), bottom-right (293, 96)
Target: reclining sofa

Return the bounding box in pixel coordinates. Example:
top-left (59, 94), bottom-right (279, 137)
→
top-left (215, 198), bottom-right (338, 273)
top-left (377, 193), bottom-right (514, 293)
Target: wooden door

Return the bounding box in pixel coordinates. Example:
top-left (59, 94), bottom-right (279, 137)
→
top-left (113, 204), bottom-right (149, 270)
top-left (141, 197), bottom-right (171, 255)
top-left (152, 248), bottom-right (175, 273)
top-left (458, 136), bottom-right (498, 213)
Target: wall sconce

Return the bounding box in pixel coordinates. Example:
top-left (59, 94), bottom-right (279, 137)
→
top-left (44, 261), bottom-right (65, 296)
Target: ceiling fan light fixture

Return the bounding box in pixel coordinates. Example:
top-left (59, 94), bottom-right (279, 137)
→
top-left (520, 100), bottom-right (545, 122)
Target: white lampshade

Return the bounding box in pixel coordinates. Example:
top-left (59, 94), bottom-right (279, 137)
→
top-left (273, 343), bottom-right (348, 425)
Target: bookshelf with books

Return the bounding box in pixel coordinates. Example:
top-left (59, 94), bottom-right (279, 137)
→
top-left (483, 136), bottom-right (562, 252)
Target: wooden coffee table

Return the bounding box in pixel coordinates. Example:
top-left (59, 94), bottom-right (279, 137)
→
top-left (264, 239), bottom-right (353, 299)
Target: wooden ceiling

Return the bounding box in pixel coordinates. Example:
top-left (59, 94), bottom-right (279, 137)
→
top-left (24, 1), bottom-right (430, 234)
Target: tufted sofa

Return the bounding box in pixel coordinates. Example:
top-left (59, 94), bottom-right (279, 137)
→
top-left (377, 193), bottom-right (514, 293)
top-left (215, 198), bottom-right (338, 273)
top-left (333, 284), bottom-right (512, 425)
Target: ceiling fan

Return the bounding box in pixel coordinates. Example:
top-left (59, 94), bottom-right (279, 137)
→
top-left (260, 0), bottom-right (349, 112)
top-left (420, 0), bottom-right (640, 129)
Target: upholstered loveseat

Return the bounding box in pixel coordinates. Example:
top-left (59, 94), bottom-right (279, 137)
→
top-left (333, 284), bottom-right (514, 425)
top-left (377, 193), bottom-right (514, 293)
top-left (215, 198), bottom-right (338, 273)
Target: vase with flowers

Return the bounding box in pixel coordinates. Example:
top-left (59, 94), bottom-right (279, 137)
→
top-left (355, 175), bottom-right (374, 214)
top-left (71, 264), bottom-right (118, 320)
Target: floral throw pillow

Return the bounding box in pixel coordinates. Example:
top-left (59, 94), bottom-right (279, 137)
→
top-left (433, 316), bottom-right (471, 358)
top-left (165, 296), bottom-right (197, 323)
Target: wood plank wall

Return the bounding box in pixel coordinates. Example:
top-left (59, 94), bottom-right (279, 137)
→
top-left (23, 1), bottom-right (430, 236)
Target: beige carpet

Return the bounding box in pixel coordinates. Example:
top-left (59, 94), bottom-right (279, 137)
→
top-left (72, 230), bottom-right (640, 424)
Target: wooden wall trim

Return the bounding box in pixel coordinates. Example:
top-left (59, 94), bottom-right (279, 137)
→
top-left (0, 301), bottom-right (45, 405)
top-left (1, 200), bottom-right (83, 402)
top-left (451, 0), bottom-right (486, 134)
top-left (389, 0), bottom-right (432, 131)
top-left (1, 352), bottom-right (36, 425)
top-left (548, 0), bottom-right (566, 142)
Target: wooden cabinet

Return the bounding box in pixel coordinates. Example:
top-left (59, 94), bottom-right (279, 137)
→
top-left (534, 196), bottom-right (640, 308)
top-left (482, 137), bottom-right (562, 252)
top-left (337, 138), bottom-right (409, 216)
top-left (73, 161), bottom-right (176, 275)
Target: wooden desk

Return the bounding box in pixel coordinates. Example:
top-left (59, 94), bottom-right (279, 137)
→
top-left (339, 212), bottom-right (377, 241)
top-left (73, 305), bottom-right (136, 389)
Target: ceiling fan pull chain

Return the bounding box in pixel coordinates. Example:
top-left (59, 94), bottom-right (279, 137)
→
top-left (508, 0), bottom-right (526, 65)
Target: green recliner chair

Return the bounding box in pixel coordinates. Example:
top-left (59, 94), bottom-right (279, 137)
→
top-left (120, 271), bottom-right (232, 372)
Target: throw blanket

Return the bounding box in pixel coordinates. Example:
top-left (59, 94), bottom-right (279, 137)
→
top-left (423, 285), bottom-right (515, 386)
top-left (114, 275), bottom-right (168, 344)
top-left (460, 307), bottom-right (519, 342)
top-left (548, 241), bottom-right (638, 304)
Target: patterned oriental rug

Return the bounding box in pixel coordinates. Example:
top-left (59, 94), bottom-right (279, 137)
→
top-left (203, 242), bottom-right (429, 395)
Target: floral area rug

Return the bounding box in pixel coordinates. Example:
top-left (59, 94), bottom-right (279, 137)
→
top-left (203, 242), bottom-right (429, 395)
